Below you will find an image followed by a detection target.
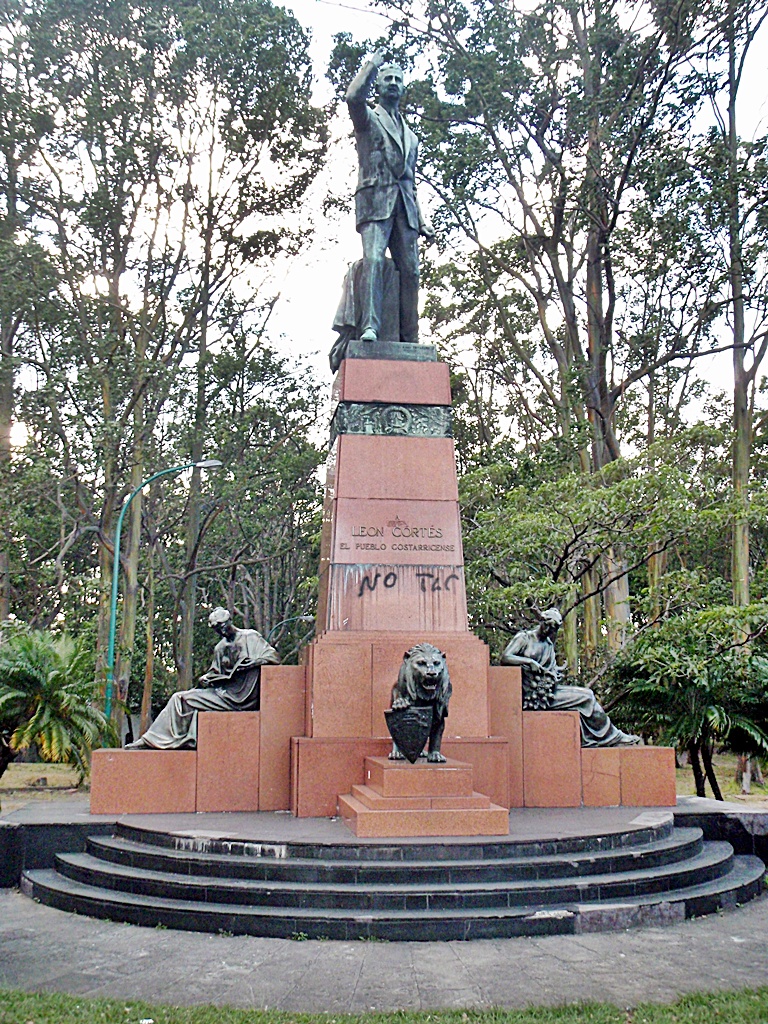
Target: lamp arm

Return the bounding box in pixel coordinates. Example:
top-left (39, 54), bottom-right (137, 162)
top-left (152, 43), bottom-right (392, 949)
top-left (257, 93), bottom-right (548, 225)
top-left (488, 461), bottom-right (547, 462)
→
top-left (104, 462), bottom-right (197, 718)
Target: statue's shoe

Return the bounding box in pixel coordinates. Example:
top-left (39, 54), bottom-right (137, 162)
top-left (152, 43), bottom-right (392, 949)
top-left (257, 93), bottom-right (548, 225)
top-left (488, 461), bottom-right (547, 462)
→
top-left (617, 733), bottom-right (642, 746)
top-left (124, 738), bottom-right (151, 750)
top-left (360, 328), bottom-right (377, 342)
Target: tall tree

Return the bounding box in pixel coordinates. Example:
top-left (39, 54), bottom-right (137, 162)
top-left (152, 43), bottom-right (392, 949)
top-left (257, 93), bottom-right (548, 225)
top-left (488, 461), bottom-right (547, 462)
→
top-left (699, 1), bottom-right (768, 609)
top-left (333, 0), bottom-right (721, 660)
top-left (2, 0), bottom-right (326, 710)
top-left (0, 0), bottom-right (59, 622)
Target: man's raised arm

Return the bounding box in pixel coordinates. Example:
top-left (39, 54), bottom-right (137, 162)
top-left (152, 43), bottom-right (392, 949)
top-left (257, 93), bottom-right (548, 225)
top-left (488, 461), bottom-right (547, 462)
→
top-left (346, 48), bottom-right (387, 131)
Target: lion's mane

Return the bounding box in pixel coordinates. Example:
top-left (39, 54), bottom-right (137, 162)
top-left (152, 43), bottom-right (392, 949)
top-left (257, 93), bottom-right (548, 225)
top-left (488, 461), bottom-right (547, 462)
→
top-left (395, 642), bottom-right (452, 719)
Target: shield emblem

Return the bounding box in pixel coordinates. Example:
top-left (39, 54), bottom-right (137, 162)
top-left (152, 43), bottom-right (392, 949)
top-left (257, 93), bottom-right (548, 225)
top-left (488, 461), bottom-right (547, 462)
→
top-left (385, 705), bottom-right (433, 764)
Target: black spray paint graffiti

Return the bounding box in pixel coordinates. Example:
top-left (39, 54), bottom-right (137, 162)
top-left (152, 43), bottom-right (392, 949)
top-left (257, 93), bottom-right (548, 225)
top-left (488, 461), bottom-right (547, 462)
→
top-left (357, 570), bottom-right (460, 598)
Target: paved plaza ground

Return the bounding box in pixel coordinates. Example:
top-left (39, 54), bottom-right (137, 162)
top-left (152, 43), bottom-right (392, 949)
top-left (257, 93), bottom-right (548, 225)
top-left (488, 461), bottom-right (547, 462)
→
top-left (2, 885), bottom-right (768, 1012)
top-left (3, 794), bottom-right (768, 1011)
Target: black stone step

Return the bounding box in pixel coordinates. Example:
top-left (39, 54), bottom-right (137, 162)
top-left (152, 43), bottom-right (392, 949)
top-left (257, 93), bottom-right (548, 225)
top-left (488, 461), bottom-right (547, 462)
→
top-left (86, 826), bottom-right (704, 885)
top-left (115, 815), bottom-right (675, 861)
top-left (570, 855), bottom-right (766, 927)
top-left (22, 855), bottom-right (765, 941)
top-left (55, 840), bottom-right (733, 911)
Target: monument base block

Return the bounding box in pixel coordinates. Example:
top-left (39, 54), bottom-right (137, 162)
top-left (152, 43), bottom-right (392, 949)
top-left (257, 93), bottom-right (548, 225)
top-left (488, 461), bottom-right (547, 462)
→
top-left (196, 712), bottom-right (260, 812)
top-left (582, 747), bottom-right (621, 807)
top-left (620, 745), bottom-right (677, 806)
top-left (90, 749), bottom-right (197, 814)
top-left (338, 756), bottom-right (509, 837)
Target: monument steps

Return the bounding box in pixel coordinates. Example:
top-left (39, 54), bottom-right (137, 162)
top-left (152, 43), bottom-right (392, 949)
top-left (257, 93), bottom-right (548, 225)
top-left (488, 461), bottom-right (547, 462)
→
top-left (21, 819), bottom-right (765, 939)
top-left (115, 814), bottom-right (678, 857)
top-left (50, 841), bottom-right (736, 910)
top-left (22, 855), bottom-right (764, 940)
top-left (81, 826), bottom-right (705, 883)
top-left (349, 783), bottom-right (493, 810)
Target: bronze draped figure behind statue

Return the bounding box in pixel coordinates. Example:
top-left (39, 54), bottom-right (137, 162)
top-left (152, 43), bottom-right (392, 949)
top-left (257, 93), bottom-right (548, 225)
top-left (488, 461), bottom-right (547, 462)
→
top-left (126, 607), bottom-right (280, 750)
top-left (501, 608), bottom-right (640, 748)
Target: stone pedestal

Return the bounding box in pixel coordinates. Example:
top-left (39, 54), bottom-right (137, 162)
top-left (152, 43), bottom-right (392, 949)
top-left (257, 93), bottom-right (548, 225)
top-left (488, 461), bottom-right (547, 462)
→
top-left (338, 757), bottom-right (509, 837)
top-left (91, 351), bottom-right (679, 821)
top-left (196, 713), bottom-right (260, 812)
top-left (317, 358), bottom-right (465, 632)
top-left (619, 746), bottom-right (677, 806)
top-left (90, 749), bottom-right (197, 814)
top-left (522, 711), bottom-right (583, 807)
top-left (582, 747), bottom-right (621, 807)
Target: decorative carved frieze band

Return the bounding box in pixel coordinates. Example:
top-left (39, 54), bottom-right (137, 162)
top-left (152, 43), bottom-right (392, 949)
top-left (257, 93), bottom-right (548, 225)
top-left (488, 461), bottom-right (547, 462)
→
top-left (331, 402), bottom-right (452, 441)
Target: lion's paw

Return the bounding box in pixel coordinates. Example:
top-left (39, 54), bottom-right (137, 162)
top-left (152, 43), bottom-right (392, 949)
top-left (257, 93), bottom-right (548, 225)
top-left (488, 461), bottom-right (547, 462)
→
top-left (391, 698), bottom-right (411, 710)
top-left (388, 746), bottom-right (406, 760)
top-left (427, 751), bottom-right (447, 763)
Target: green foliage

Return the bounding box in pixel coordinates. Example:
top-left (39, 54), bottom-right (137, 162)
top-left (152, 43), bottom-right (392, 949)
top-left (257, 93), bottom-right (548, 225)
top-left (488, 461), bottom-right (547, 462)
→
top-left (605, 602), bottom-right (768, 798)
top-left (458, 429), bottom-right (733, 659)
top-left (0, 0), bottom-right (328, 690)
top-left (611, 606), bottom-right (768, 755)
top-left (0, 626), bottom-right (114, 780)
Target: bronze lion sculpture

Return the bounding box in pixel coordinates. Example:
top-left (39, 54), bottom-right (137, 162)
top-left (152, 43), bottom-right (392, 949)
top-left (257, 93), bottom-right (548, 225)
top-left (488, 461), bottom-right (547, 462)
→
top-left (388, 643), bottom-right (452, 762)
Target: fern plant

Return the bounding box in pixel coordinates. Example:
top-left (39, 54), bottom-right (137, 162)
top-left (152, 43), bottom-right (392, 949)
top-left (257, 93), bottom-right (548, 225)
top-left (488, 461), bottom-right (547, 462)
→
top-left (0, 628), bottom-right (114, 783)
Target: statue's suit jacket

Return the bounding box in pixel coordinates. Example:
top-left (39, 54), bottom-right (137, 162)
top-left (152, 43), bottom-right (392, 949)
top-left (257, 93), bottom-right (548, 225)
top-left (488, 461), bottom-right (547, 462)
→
top-left (346, 61), bottom-right (423, 232)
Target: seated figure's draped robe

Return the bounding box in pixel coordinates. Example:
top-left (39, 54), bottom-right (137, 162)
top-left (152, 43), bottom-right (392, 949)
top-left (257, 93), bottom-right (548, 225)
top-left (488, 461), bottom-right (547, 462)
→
top-left (128, 629), bottom-right (280, 750)
top-left (502, 629), bottom-right (633, 748)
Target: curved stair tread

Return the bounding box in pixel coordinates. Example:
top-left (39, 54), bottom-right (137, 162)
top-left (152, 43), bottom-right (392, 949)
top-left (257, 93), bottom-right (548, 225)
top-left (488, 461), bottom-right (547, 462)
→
top-left (86, 827), bottom-right (704, 881)
top-left (114, 815), bottom-right (676, 859)
top-left (572, 854), bottom-right (765, 909)
top-left (26, 868), bottom-right (580, 920)
top-left (22, 855), bottom-right (765, 940)
top-left (57, 841), bottom-right (735, 902)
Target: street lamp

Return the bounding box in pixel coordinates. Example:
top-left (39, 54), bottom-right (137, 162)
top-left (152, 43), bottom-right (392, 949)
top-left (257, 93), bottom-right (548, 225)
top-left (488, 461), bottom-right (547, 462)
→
top-left (266, 615), bottom-right (315, 643)
top-left (104, 459), bottom-right (224, 718)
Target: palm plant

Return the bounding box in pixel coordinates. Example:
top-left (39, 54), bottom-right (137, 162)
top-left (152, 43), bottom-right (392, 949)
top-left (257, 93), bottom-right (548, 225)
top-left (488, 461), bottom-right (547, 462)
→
top-left (0, 628), bottom-right (114, 783)
top-left (611, 608), bottom-right (768, 800)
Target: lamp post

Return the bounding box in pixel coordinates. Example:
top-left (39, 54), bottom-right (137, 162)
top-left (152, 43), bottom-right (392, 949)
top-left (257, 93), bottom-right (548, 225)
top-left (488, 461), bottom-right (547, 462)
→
top-left (104, 459), bottom-right (224, 719)
top-left (266, 615), bottom-right (315, 643)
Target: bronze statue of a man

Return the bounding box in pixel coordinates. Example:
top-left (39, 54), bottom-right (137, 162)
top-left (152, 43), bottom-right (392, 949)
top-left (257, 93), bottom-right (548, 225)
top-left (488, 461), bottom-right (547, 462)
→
top-left (501, 608), bottom-right (640, 747)
top-left (125, 607), bottom-right (279, 750)
top-left (346, 48), bottom-right (434, 344)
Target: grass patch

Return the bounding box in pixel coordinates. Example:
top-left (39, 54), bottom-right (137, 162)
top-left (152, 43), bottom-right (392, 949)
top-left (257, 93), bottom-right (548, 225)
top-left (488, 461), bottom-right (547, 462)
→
top-left (0, 762), bottom-right (82, 791)
top-left (674, 751), bottom-right (768, 804)
top-left (0, 762), bottom-right (86, 815)
top-left (2, 990), bottom-right (768, 1024)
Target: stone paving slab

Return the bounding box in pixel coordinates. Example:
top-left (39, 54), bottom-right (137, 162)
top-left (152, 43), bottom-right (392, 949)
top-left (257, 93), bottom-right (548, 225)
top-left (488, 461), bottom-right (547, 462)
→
top-left (2, 887), bottom-right (768, 1011)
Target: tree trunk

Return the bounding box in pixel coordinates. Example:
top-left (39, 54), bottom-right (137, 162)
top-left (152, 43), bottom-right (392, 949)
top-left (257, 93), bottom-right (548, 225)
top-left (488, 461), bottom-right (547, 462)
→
top-left (177, 463), bottom-right (202, 690)
top-left (689, 741), bottom-right (706, 798)
top-left (581, 565), bottom-right (601, 675)
top-left (95, 492), bottom-right (115, 704)
top-left (563, 609), bottom-right (579, 678)
top-left (574, 5), bottom-right (630, 650)
top-left (647, 540), bottom-right (668, 624)
top-left (727, 4), bottom-right (750, 610)
top-left (0, 319), bottom-right (12, 623)
top-left (0, 736), bottom-right (16, 783)
top-left (95, 342), bottom-right (118, 704)
top-left (177, 186), bottom-right (214, 688)
top-left (114, 403), bottom-right (144, 720)
top-left (0, 153), bottom-right (21, 626)
top-left (603, 546), bottom-right (630, 650)
top-left (736, 754), bottom-right (751, 794)
top-left (140, 543), bottom-right (155, 736)
top-left (701, 740), bottom-right (724, 801)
